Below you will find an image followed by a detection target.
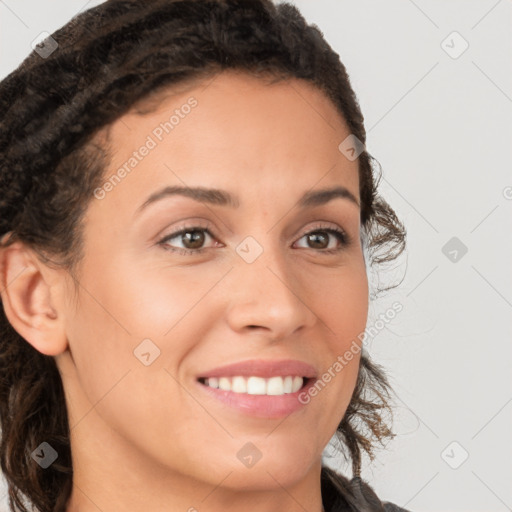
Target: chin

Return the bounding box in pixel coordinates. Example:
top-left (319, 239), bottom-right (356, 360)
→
top-left (216, 446), bottom-right (318, 491)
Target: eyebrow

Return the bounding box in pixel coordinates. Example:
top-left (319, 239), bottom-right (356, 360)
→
top-left (135, 184), bottom-right (360, 215)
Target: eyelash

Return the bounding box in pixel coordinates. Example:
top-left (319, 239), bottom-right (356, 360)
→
top-left (157, 222), bottom-right (351, 256)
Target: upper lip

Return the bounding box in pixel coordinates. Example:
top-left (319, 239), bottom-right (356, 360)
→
top-left (197, 359), bottom-right (317, 379)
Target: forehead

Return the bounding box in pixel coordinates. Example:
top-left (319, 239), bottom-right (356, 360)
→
top-left (93, 70), bottom-right (359, 213)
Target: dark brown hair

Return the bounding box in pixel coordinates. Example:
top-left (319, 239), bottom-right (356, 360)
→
top-left (0, 1), bottom-right (406, 511)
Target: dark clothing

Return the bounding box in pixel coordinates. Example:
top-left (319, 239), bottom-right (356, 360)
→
top-left (321, 466), bottom-right (411, 512)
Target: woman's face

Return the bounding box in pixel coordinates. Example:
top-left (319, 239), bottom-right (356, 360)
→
top-left (56, 71), bottom-right (368, 491)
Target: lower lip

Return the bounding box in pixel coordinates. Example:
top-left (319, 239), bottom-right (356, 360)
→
top-left (196, 378), bottom-right (315, 418)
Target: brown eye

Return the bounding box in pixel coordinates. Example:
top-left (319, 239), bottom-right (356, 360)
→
top-left (295, 227), bottom-right (348, 253)
top-left (158, 224), bottom-right (349, 256)
top-left (180, 230), bottom-right (206, 249)
top-left (158, 227), bottom-right (217, 255)
top-left (306, 231), bottom-right (330, 249)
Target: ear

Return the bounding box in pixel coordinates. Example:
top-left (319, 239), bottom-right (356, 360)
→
top-left (0, 239), bottom-right (68, 356)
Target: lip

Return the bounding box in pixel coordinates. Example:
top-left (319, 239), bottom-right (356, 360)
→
top-left (196, 358), bottom-right (318, 379)
top-left (194, 358), bottom-right (318, 419)
top-left (195, 376), bottom-right (316, 418)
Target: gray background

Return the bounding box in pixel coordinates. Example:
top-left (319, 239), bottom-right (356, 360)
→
top-left (1, 1), bottom-right (511, 511)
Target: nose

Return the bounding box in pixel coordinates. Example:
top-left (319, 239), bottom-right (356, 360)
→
top-left (224, 247), bottom-right (318, 340)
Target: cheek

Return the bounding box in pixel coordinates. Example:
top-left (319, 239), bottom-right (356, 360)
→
top-left (62, 260), bottom-right (206, 453)
top-left (284, 256), bottom-right (366, 365)
top-left (84, 256), bottom-right (216, 340)
top-left (313, 260), bottom-right (369, 346)
top-left (65, 254), bottom-right (230, 394)
top-left (309, 262), bottom-right (368, 410)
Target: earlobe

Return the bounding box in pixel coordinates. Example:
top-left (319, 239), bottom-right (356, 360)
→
top-left (0, 240), bottom-right (68, 356)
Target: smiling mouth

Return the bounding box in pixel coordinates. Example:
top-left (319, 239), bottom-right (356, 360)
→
top-left (197, 375), bottom-right (311, 396)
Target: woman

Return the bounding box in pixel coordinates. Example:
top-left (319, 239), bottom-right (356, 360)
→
top-left (0, 1), bottom-right (408, 511)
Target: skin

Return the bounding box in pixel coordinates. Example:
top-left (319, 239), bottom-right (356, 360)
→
top-left (0, 70), bottom-right (368, 512)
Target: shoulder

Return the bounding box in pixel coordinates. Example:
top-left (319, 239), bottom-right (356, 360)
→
top-left (321, 466), bottom-right (413, 512)
top-left (382, 502), bottom-right (412, 512)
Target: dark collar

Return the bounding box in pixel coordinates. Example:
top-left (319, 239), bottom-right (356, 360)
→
top-left (321, 466), bottom-right (412, 512)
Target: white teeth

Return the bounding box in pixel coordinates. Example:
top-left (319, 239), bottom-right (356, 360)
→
top-left (231, 376), bottom-right (247, 393)
top-left (266, 376), bottom-right (284, 395)
top-left (207, 377), bottom-right (219, 389)
top-left (292, 376), bottom-right (303, 393)
top-left (247, 376), bottom-right (267, 395)
top-left (203, 375), bottom-right (305, 396)
top-left (218, 377), bottom-right (230, 391)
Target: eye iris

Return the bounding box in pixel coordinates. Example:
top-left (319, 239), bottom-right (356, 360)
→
top-left (183, 230), bottom-right (205, 249)
top-left (308, 231), bottom-right (328, 249)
